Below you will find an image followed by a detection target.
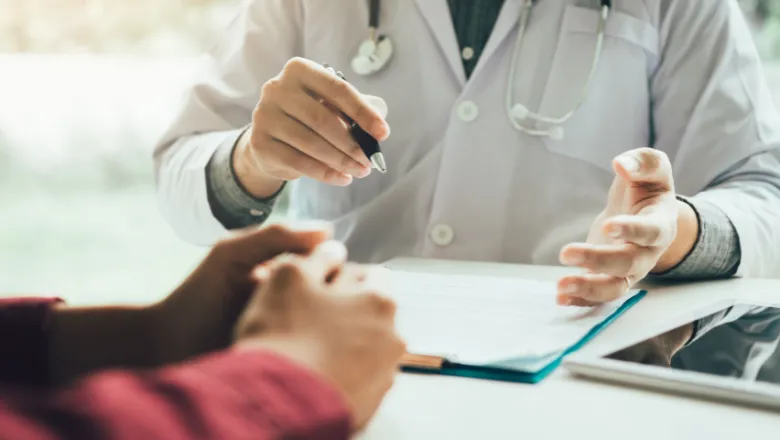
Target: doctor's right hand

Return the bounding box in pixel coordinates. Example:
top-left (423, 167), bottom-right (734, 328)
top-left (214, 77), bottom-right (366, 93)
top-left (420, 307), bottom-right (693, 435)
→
top-left (233, 57), bottom-right (391, 199)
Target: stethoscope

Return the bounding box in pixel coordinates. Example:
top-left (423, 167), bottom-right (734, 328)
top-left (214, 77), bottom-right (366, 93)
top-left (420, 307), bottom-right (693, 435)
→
top-left (352, 0), bottom-right (612, 141)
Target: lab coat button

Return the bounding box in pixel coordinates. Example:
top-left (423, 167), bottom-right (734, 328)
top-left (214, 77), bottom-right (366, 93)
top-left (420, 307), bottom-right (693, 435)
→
top-left (457, 101), bottom-right (479, 122)
top-left (430, 224), bottom-right (455, 247)
top-left (461, 47), bottom-right (475, 61)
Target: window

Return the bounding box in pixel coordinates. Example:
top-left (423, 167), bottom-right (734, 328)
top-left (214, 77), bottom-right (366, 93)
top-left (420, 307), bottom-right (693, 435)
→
top-left (1, 1), bottom-right (778, 301)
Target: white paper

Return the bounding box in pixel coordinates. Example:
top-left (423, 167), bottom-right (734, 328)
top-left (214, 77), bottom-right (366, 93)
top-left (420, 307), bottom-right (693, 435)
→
top-left (388, 271), bottom-right (637, 370)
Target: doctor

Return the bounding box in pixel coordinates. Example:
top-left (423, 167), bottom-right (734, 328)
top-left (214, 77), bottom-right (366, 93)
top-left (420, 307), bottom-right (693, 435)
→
top-left (155, 0), bottom-right (780, 305)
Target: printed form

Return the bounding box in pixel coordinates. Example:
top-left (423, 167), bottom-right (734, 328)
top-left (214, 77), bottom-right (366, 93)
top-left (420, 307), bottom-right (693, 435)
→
top-left (388, 271), bottom-right (637, 370)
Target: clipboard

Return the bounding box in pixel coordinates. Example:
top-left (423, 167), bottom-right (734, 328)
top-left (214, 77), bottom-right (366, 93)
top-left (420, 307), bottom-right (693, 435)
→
top-left (399, 291), bottom-right (647, 384)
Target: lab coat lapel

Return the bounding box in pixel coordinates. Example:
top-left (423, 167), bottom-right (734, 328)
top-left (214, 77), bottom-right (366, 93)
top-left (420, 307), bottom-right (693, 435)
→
top-left (413, 0), bottom-right (466, 87)
top-left (468, 0), bottom-right (522, 81)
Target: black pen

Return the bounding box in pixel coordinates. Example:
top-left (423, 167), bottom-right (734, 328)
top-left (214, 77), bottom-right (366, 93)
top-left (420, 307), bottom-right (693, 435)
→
top-left (323, 65), bottom-right (387, 174)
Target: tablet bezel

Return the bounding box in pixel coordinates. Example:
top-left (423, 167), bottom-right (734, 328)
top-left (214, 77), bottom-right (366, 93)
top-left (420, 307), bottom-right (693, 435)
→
top-left (564, 300), bottom-right (780, 412)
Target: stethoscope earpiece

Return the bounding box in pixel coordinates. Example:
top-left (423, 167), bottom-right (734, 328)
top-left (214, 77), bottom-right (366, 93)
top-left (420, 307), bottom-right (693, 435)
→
top-left (511, 104), bottom-right (530, 121)
top-left (548, 126), bottom-right (565, 141)
top-left (351, 34), bottom-right (393, 76)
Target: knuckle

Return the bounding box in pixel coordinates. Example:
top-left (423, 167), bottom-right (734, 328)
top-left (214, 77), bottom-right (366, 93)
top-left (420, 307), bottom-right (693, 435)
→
top-left (590, 251), bottom-right (607, 269)
top-left (339, 154), bottom-right (355, 173)
top-left (298, 157), bottom-right (318, 174)
top-left (261, 78), bottom-right (284, 98)
top-left (272, 259), bottom-right (306, 284)
top-left (283, 57), bottom-right (308, 75)
top-left (330, 76), bottom-right (351, 96)
top-left (365, 291), bottom-right (394, 315)
top-left (262, 223), bottom-right (291, 240)
top-left (209, 238), bottom-right (235, 259)
top-left (352, 103), bottom-right (369, 125)
top-left (309, 105), bottom-right (332, 131)
top-left (322, 167), bottom-right (342, 182)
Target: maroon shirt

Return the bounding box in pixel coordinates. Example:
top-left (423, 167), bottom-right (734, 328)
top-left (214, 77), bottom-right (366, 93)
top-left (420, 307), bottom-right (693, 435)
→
top-left (0, 298), bottom-right (352, 440)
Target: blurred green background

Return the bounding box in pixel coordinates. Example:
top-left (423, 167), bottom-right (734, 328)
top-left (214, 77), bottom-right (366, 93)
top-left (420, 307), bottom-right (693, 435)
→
top-left (1, 0), bottom-right (779, 305)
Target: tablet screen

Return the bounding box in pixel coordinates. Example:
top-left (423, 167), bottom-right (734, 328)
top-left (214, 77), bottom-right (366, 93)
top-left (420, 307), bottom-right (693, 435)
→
top-left (604, 304), bottom-right (780, 385)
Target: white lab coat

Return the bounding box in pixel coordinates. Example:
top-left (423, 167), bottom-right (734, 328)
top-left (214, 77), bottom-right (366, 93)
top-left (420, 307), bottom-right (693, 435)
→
top-left (154, 0), bottom-right (780, 277)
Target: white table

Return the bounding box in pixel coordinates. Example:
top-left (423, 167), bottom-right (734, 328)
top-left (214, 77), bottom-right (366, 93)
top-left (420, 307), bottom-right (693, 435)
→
top-left (360, 259), bottom-right (780, 439)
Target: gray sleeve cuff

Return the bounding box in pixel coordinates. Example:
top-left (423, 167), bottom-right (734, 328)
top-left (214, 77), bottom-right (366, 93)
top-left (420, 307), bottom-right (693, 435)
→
top-left (652, 195), bottom-right (741, 280)
top-left (205, 127), bottom-right (286, 230)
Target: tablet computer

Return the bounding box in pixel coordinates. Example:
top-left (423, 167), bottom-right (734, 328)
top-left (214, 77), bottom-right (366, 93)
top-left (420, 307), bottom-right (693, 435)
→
top-left (565, 303), bottom-right (780, 411)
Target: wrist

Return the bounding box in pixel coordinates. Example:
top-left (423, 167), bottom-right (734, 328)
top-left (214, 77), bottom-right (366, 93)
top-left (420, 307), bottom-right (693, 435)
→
top-left (49, 304), bottom-right (166, 385)
top-left (653, 198), bottom-right (699, 273)
top-left (233, 126), bottom-right (285, 199)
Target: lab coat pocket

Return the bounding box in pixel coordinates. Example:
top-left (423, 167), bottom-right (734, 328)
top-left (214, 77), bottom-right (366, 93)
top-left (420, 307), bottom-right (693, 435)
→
top-left (536, 5), bottom-right (660, 172)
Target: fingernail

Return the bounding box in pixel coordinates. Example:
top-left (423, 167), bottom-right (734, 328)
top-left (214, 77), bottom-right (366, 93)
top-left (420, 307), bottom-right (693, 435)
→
top-left (334, 174), bottom-right (353, 186)
top-left (315, 240), bottom-right (348, 260)
top-left (561, 283), bottom-right (579, 295)
top-left (562, 252), bottom-right (584, 266)
top-left (616, 155), bottom-right (641, 174)
top-left (608, 224), bottom-right (622, 238)
top-left (371, 121), bottom-right (390, 141)
top-left (353, 166), bottom-right (372, 179)
top-left (252, 266), bottom-right (270, 280)
top-left (557, 295), bottom-right (574, 306)
top-left (286, 220), bottom-right (334, 233)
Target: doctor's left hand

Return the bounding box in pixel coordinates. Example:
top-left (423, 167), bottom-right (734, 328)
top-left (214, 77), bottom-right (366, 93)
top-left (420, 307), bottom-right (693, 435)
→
top-left (557, 148), bottom-right (697, 306)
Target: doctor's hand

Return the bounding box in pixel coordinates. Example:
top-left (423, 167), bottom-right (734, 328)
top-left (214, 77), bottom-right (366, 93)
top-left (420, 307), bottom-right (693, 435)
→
top-left (557, 148), bottom-right (698, 306)
top-left (235, 247), bottom-right (404, 432)
top-left (233, 57), bottom-right (390, 199)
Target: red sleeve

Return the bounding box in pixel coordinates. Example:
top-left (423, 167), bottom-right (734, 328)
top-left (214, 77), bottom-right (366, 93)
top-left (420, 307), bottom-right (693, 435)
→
top-left (0, 298), bottom-right (63, 387)
top-left (0, 350), bottom-right (352, 440)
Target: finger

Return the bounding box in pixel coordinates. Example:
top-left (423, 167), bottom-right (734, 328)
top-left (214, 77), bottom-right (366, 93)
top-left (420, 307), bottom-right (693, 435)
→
top-left (264, 138), bottom-right (353, 185)
top-left (299, 240), bottom-right (348, 283)
top-left (216, 221), bottom-right (333, 268)
top-left (557, 273), bottom-right (630, 305)
top-left (261, 255), bottom-right (307, 327)
top-left (278, 90), bottom-right (373, 170)
top-left (603, 214), bottom-right (668, 247)
top-left (560, 242), bottom-right (646, 278)
top-left (286, 58), bottom-right (390, 141)
top-left (613, 148), bottom-right (673, 192)
top-left (356, 291), bottom-right (397, 322)
top-left (330, 263), bottom-right (369, 289)
top-left (268, 113), bottom-right (369, 179)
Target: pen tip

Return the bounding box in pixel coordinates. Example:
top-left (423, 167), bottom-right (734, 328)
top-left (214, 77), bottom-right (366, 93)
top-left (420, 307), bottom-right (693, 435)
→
top-left (371, 153), bottom-right (387, 174)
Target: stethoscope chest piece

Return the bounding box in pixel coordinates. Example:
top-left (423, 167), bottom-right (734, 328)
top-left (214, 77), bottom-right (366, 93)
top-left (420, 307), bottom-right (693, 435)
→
top-left (352, 35), bottom-right (394, 76)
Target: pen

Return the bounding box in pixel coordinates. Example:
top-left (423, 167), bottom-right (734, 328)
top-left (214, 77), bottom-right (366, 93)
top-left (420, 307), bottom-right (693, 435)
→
top-left (323, 64), bottom-right (387, 174)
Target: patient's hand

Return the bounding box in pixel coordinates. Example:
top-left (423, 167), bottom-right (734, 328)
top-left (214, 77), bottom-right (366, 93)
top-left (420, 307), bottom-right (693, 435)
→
top-left (157, 222), bottom-right (333, 364)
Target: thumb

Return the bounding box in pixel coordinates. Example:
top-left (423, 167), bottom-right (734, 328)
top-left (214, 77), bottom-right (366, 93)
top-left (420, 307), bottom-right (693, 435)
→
top-left (223, 220), bottom-right (334, 266)
top-left (613, 148), bottom-right (674, 193)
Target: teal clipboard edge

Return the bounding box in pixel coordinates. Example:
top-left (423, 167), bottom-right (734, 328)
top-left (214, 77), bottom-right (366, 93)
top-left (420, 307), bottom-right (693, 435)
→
top-left (402, 290), bottom-right (647, 384)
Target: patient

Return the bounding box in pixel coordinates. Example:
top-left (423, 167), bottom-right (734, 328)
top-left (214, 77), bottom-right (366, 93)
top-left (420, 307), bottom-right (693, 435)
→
top-left (0, 224), bottom-right (404, 439)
